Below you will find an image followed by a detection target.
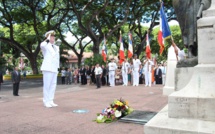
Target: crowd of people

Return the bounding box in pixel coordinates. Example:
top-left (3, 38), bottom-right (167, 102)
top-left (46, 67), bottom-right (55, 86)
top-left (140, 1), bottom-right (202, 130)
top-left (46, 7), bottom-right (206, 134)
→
top-left (60, 54), bottom-right (167, 88)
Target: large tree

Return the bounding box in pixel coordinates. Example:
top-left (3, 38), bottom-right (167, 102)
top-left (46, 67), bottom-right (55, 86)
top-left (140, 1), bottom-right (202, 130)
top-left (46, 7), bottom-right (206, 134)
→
top-left (0, 0), bottom-right (70, 74)
top-left (69, 0), bottom-right (132, 54)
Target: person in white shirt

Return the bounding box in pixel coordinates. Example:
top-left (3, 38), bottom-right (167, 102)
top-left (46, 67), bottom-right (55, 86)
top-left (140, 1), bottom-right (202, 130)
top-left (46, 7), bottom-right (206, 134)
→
top-left (40, 30), bottom-right (60, 108)
top-left (172, 40), bottom-right (187, 61)
top-left (108, 58), bottom-right (117, 87)
top-left (144, 58), bottom-right (153, 87)
top-left (121, 59), bottom-right (130, 86)
top-left (132, 54), bottom-right (141, 86)
top-left (94, 63), bottom-right (103, 89)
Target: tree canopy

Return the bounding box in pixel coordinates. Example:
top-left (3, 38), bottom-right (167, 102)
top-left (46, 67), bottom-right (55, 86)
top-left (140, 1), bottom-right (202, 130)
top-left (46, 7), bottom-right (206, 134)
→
top-left (0, 0), bottom-right (181, 74)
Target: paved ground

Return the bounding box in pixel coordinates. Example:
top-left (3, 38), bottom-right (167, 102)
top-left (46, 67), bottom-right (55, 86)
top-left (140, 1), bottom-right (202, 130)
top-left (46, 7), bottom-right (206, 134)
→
top-left (0, 79), bottom-right (167, 134)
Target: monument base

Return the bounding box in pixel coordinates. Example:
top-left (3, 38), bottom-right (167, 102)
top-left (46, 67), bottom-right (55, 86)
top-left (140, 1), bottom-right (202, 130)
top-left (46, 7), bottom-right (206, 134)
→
top-left (163, 86), bottom-right (175, 95)
top-left (175, 67), bottom-right (194, 91)
top-left (168, 64), bottom-right (215, 121)
top-left (144, 106), bottom-right (215, 134)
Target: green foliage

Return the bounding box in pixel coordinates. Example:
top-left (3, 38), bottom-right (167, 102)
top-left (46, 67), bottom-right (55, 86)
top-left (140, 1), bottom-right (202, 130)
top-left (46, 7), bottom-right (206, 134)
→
top-left (146, 25), bottom-right (182, 62)
top-left (0, 56), bottom-right (7, 72)
top-left (84, 54), bottom-right (105, 67)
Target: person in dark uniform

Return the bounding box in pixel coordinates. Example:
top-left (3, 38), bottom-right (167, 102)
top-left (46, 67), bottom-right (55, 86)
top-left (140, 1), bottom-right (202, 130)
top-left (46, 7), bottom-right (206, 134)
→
top-left (101, 65), bottom-right (106, 85)
top-left (90, 65), bottom-right (96, 84)
top-left (79, 66), bottom-right (86, 85)
top-left (154, 64), bottom-right (162, 84)
top-left (0, 70), bottom-right (3, 91)
top-left (11, 67), bottom-right (21, 96)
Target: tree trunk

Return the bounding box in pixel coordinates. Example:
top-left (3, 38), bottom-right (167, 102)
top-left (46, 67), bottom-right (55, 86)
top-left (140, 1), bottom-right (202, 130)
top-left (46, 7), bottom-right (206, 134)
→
top-left (28, 55), bottom-right (39, 74)
top-left (92, 40), bottom-right (100, 54)
top-left (77, 54), bottom-right (83, 68)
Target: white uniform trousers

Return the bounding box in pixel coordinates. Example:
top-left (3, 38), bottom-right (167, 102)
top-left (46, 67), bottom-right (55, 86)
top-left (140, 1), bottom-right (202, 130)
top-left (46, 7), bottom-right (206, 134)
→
top-left (122, 71), bottom-right (128, 86)
top-left (144, 71), bottom-right (151, 86)
top-left (42, 71), bottom-right (58, 105)
top-left (132, 68), bottom-right (139, 86)
top-left (109, 71), bottom-right (115, 86)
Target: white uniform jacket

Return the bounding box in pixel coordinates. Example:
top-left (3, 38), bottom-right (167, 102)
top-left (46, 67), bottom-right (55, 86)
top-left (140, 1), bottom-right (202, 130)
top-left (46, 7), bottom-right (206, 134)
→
top-left (40, 41), bottom-right (60, 73)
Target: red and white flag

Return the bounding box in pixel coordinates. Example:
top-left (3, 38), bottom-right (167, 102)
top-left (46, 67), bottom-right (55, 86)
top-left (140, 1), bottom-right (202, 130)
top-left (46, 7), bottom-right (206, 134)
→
top-left (119, 33), bottom-right (125, 64)
top-left (128, 32), bottom-right (133, 58)
top-left (145, 33), bottom-right (151, 59)
top-left (101, 36), bottom-right (107, 62)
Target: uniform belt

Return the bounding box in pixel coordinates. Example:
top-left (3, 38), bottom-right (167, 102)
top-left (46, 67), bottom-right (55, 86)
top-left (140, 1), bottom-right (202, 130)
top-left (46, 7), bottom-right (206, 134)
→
top-left (109, 70), bottom-right (115, 71)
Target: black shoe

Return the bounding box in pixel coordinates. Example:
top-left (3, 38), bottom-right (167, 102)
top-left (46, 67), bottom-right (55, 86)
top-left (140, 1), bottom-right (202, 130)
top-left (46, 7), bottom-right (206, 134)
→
top-left (14, 94), bottom-right (19, 96)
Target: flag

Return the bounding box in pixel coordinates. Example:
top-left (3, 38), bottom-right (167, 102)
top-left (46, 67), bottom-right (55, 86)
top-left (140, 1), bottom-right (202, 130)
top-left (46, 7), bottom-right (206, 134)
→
top-left (101, 37), bottom-right (107, 62)
top-left (146, 33), bottom-right (151, 59)
top-left (128, 32), bottom-right (133, 58)
top-left (157, 1), bottom-right (171, 55)
top-left (119, 33), bottom-right (125, 64)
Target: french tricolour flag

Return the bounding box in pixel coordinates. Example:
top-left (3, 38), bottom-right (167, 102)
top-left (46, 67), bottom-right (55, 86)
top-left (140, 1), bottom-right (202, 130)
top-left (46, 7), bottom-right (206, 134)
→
top-left (128, 32), bottom-right (133, 58)
top-left (119, 33), bottom-right (125, 64)
top-left (146, 33), bottom-right (151, 59)
top-left (157, 1), bottom-right (171, 55)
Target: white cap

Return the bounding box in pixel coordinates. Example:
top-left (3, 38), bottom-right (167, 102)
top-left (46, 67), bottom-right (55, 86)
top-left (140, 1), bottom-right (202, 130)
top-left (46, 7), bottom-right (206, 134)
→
top-left (44, 30), bottom-right (55, 37)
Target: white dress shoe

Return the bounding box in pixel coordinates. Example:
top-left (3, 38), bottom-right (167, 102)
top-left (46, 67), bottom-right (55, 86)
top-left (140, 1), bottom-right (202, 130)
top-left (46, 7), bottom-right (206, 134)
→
top-left (44, 103), bottom-right (52, 108)
top-left (50, 102), bottom-right (58, 107)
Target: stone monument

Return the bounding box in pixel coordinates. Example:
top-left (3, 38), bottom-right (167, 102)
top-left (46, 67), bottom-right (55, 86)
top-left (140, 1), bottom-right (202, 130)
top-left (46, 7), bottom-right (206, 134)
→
top-left (163, 46), bottom-right (177, 95)
top-left (145, 1), bottom-right (215, 133)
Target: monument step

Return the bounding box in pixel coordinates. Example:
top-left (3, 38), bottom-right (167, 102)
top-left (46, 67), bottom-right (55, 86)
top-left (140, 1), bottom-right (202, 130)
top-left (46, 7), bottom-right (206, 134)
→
top-left (168, 65), bottom-right (215, 121)
top-left (144, 106), bottom-right (215, 134)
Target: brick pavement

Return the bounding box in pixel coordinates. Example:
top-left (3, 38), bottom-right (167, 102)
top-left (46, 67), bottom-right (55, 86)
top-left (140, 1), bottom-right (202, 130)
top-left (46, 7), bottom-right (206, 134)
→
top-left (0, 83), bottom-right (167, 134)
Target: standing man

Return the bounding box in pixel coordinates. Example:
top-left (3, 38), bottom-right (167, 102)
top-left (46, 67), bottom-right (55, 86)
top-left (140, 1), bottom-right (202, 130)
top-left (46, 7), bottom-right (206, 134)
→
top-left (106, 64), bottom-right (109, 86)
top-left (108, 58), bottom-right (117, 87)
top-left (66, 68), bottom-right (72, 85)
top-left (79, 65), bottom-right (86, 85)
top-left (132, 54), bottom-right (141, 86)
top-left (61, 67), bottom-right (66, 84)
top-left (144, 58), bottom-right (153, 87)
top-left (121, 59), bottom-right (130, 86)
top-left (40, 30), bottom-right (60, 108)
top-left (155, 64), bottom-right (162, 84)
top-left (11, 67), bottom-right (21, 96)
top-left (0, 70), bottom-right (3, 91)
top-left (90, 65), bottom-right (96, 84)
top-left (94, 63), bottom-right (102, 89)
top-left (101, 65), bottom-right (107, 85)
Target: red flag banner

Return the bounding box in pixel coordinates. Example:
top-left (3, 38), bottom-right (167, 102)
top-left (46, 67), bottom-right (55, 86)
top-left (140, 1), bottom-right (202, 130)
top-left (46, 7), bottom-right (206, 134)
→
top-left (101, 37), bottom-right (107, 62)
top-left (146, 33), bottom-right (151, 59)
top-left (128, 32), bottom-right (133, 58)
top-left (119, 33), bottom-right (125, 64)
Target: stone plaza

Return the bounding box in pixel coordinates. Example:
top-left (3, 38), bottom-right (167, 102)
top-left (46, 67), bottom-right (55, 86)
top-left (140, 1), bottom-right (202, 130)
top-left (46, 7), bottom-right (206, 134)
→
top-left (0, 79), bottom-right (166, 134)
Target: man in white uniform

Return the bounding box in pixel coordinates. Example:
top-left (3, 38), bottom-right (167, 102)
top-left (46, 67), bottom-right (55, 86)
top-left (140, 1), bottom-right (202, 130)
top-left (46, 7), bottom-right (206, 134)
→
top-left (108, 58), bottom-right (117, 87)
top-left (40, 30), bottom-right (60, 108)
top-left (144, 58), bottom-right (153, 87)
top-left (121, 59), bottom-right (130, 86)
top-left (132, 54), bottom-right (141, 86)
